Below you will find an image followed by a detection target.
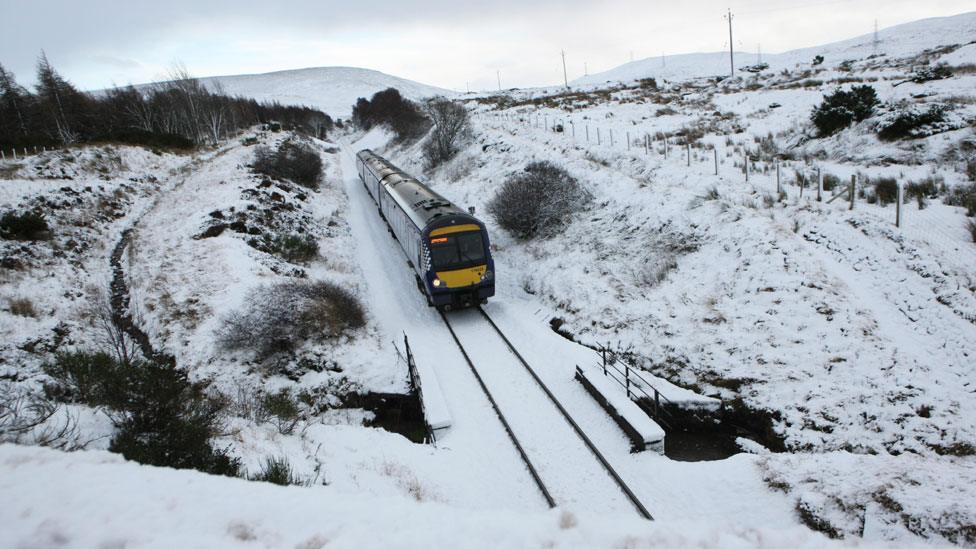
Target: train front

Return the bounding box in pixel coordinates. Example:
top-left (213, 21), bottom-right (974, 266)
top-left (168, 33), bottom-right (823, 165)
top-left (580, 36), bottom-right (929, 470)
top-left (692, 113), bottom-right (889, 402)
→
top-left (422, 216), bottom-right (495, 310)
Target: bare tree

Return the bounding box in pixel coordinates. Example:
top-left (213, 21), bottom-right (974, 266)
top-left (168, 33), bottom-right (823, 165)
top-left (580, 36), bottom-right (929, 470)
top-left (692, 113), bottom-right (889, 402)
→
top-left (422, 98), bottom-right (471, 168)
top-left (88, 289), bottom-right (140, 367)
top-left (0, 383), bottom-right (82, 450)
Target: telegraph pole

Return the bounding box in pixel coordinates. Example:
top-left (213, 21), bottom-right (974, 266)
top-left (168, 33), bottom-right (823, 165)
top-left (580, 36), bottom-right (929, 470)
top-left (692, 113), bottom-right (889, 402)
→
top-left (496, 70), bottom-right (501, 91)
top-left (725, 9), bottom-right (735, 76)
top-left (561, 50), bottom-right (569, 88)
top-left (873, 19), bottom-right (880, 53)
top-left (584, 61), bottom-right (588, 76)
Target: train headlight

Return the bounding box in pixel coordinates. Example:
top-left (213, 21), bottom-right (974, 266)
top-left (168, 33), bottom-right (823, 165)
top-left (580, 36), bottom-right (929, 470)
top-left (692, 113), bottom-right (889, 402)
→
top-left (481, 270), bottom-right (493, 281)
top-left (432, 278), bottom-right (442, 287)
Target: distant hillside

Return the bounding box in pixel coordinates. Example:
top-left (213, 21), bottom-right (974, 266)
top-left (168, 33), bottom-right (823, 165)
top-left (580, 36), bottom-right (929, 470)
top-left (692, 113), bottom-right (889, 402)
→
top-left (573, 11), bottom-right (976, 86)
top-left (187, 66), bottom-right (451, 119)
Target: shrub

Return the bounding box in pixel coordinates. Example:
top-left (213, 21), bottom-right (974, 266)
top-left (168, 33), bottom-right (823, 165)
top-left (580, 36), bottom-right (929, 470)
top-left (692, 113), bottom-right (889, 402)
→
top-left (263, 232), bottom-right (318, 263)
top-left (107, 360), bottom-right (239, 477)
top-left (873, 177), bottom-right (899, 206)
top-left (250, 456), bottom-right (306, 486)
top-left (422, 98), bottom-right (470, 169)
top-left (0, 211), bottom-right (50, 241)
top-left (946, 183), bottom-right (976, 216)
top-left (877, 105), bottom-right (949, 141)
top-left (487, 161), bottom-right (591, 239)
top-left (810, 85), bottom-right (880, 137)
top-left (812, 55), bottom-right (824, 66)
top-left (217, 280), bottom-right (365, 360)
top-left (967, 160), bottom-right (976, 182)
top-left (253, 140), bottom-right (322, 189)
top-left (7, 297), bottom-right (37, 317)
top-left (968, 220), bottom-right (976, 243)
top-left (638, 78), bottom-right (658, 90)
top-left (906, 177), bottom-right (939, 209)
top-left (45, 351), bottom-right (239, 476)
top-left (911, 64), bottom-right (953, 84)
top-left (262, 388), bottom-right (300, 434)
top-left (43, 351), bottom-right (127, 407)
top-left (822, 173), bottom-right (841, 192)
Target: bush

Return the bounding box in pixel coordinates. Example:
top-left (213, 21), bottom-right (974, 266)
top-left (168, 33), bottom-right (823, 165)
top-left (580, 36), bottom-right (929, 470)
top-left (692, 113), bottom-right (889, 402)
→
top-left (872, 177), bottom-right (899, 206)
top-left (877, 105), bottom-right (949, 141)
top-left (487, 161), bottom-right (590, 239)
top-left (250, 456), bottom-right (306, 486)
top-left (107, 360), bottom-right (238, 476)
top-left (966, 160), bottom-right (976, 183)
top-left (946, 183), bottom-right (976, 216)
top-left (822, 173), bottom-right (841, 192)
top-left (0, 211), bottom-right (50, 241)
top-left (810, 86), bottom-right (880, 137)
top-left (968, 220), bottom-right (976, 243)
top-left (906, 177), bottom-right (939, 209)
top-left (263, 232), bottom-right (318, 263)
top-left (911, 64), bottom-right (953, 84)
top-left (7, 297), bottom-right (37, 317)
top-left (262, 388), bottom-right (300, 434)
top-left (422, 98), bottom-right (471, 169)
top-left (812, 55), bottom-right (824, 66)
top-left (253, 140), bottom-right (322, 189)
top-left (45, 351), bottom-right (239, 476)
top-left (217, 280), bottom-right (365, 360)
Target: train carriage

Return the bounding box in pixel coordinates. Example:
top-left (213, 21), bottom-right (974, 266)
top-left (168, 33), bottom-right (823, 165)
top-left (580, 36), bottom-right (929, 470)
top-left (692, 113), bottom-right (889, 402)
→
top-left (356, 149), bottom-right (495, 309)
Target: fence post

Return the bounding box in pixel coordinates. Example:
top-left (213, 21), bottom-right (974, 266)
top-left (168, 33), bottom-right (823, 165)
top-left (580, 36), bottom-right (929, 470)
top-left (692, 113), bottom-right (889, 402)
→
top-left (544, 115), bottom-right (548, 131)
top-left (776, 160), bottom-right (781, 194)
top-left (626, 131), bottom-right (630, 150)
top-left (745, 154), bottom-right (749, 182)
top-left (625, 363), bottom-right (631, 398)
top-left (1, 150), bottom-right (5, 161)
top-left (714, 148), bottom-right (718, 175)
top-left (597, 127), bottom-right (601, 145)
top-left (571, 122), bottom-right (575, 138)
top-left (601, 346), bottom-right (607, 376)
top-left (849, 174), bottom-right (856, 210)
top-left (609, 129), bottom-right (614, 147)
top-left (586, 125), bottom-right (589, 143)
top-left (817, 168), bottom-right (823, 202)
top-left (896, 182), bottom-right (903, 227)
top-left (12, 149), bottom-right (16, 160)
top-left (686, 143), bottom-right (691, 167)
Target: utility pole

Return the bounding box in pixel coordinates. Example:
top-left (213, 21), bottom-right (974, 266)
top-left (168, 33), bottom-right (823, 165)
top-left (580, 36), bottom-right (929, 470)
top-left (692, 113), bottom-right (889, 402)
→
top-left (561, 50), bottom-right (569, 88)
top-left (496, 70), bottom-right (501, 92)
top-left (725, 9), bottom-right (735, 77)
top-left (584, 61), bottom-right (588, 76)
top-left (757, 43), bottom-right (762, 63)
top-left (873, 19), bottom-right (880, 53)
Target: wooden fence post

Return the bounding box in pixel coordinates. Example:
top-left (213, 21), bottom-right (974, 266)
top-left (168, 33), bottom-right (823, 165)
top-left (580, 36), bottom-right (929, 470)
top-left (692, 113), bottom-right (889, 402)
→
top-left (609, 128), bottom-right (614, 147)
top-left (817, 168), bottom-right (823, 202)
top-left (745, 154), bottom-right (749, 182)
top-left (686, 143), bottom-right (691, 167)
top-left (849, 174), bottom-right (856, 210)
top-left (1, 150), bottom-right (5, 161)
top-left (597, 128), bottom-right (601, 145)
top-left (776, 160), bottom-right (781, 194)
top-left (586, 125), bottom-right (589, 142)
top-left (625, 363), bottom-right (631, 398)
top-left (896, 182), bottom-right (903, 227)
top-left (714, 148), bottom-right (718, 175)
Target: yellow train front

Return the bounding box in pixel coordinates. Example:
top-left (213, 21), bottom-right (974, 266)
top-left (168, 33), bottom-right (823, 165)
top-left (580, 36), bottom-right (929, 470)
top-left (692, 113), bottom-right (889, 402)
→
top-left (356, 149), bottom-right (495, 310)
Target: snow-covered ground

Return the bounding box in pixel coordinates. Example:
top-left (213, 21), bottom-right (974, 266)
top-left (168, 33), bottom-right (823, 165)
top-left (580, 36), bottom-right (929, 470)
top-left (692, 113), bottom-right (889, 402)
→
top-left (2, 10), bottom-right (975, 548)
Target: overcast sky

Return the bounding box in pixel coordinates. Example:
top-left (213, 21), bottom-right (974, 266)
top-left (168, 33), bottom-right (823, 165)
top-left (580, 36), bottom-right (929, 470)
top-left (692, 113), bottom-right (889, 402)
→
top-left (0, 0), bottom-right (972, 92)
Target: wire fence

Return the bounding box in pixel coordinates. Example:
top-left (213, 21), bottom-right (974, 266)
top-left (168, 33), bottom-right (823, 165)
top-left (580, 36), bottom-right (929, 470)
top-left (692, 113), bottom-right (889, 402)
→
top-left (476, 109), bottom-right (937, 230)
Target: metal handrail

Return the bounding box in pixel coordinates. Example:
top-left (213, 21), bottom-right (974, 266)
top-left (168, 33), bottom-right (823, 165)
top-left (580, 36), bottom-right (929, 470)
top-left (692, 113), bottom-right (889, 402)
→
top-left (396, 334), bottom-right (436, 444)
top-left (596, 346), bottom-right (675, 425)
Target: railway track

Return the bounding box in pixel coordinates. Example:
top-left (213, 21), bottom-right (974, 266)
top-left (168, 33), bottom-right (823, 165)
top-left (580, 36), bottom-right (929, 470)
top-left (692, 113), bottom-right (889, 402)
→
top-left (439, 307), bottom-right (653, 520)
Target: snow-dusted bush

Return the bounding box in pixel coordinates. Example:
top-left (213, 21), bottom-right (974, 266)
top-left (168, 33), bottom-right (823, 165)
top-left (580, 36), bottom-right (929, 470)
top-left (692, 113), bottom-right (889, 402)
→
top-left (262, 232), bottom-right (318, 264)
top-left (108, 360), bottom-right (239, 477)
top-left (487, 161), bottom-right (590, 239)
top-left (262, 388), bottom-right (300, 435)
top-left (43, 352), bottom-right (126, 407)
top-left (810, 86), bottom-right (880, 137)
top-left (910, 63), bottom-right (953, 84)
top-left (945, 183), bottom-right (976, 216)
top-left (252, 140), bottom-right (322, 189)
top-left (0, 211), bottom-right (50, 241)
top-left (217, 280), bottom-right (365, 361)
top-left (871, 177), bottom-right (899, 206)
top-left (876, 104), bottom-right (960, 141)
top-left (422, 98), bottom-right (471, 169)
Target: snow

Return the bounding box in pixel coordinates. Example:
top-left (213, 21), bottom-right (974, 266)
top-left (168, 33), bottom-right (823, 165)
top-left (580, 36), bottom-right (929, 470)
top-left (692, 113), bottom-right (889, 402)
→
top-left (192, 67), bottom-right (453, 119)
top-left (1, 443), bottom-right (879, 549)
top-left (573, 11), bottom-right (976, 86)
top-left (576, 361), bottom-right (666, 450)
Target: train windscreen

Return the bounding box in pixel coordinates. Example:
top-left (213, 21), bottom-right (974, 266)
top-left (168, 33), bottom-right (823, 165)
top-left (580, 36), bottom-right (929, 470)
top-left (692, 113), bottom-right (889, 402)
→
top-left (429, 231), bottom-right (485, 269)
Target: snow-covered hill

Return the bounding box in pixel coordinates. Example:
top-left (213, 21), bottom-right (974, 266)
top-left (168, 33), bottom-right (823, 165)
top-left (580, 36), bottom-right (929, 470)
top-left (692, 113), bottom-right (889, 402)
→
top-left (193, 66), bottom-right (453, 118)
top-left (573, 11), bottom-right (976, 86)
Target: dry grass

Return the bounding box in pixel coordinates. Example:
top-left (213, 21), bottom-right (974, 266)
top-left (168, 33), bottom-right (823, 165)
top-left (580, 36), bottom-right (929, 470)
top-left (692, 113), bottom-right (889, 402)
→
top-left (7, 297), bottom-right (37, 317)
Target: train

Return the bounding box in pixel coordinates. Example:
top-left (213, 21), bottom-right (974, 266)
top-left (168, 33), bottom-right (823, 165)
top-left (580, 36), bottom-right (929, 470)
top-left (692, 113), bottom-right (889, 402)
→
top-left (355, 149), bottom-right (495, 310)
